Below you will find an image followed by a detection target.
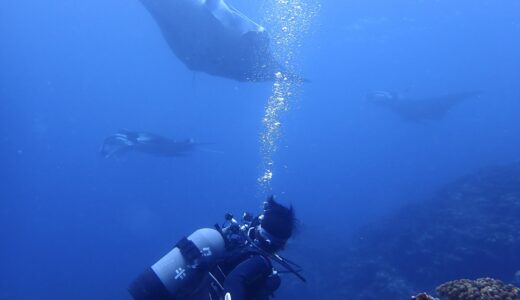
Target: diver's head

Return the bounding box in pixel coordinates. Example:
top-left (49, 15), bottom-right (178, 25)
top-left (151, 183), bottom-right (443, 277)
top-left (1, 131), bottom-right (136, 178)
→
top-left (252, 196), bottom-right (295, 253)
top-left (365, 91), bottom-right (396, 105)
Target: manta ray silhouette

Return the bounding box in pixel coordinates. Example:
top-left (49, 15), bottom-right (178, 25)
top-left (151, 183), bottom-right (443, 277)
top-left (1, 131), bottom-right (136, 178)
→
top-left (139, 0), bottom-right (282, 82)
top-left (100, 129), bottom-right (203, 158)
top-left (366, 91), bottom-right (482, 122)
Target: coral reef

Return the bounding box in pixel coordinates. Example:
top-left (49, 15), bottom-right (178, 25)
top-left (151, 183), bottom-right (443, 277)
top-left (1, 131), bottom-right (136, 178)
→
top-left (436, 278), bottom-right (519, 300)
top-left (326, 162), bottom-right (520, 300)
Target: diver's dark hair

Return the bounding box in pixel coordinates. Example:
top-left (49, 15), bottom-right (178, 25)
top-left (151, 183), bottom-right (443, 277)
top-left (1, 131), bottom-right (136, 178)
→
top-left (261, 195), bottom-right (296, 241)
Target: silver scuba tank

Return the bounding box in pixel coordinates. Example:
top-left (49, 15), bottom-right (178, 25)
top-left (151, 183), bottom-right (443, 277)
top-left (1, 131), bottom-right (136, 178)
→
top-left (129, 228), bottom-right (226, 300)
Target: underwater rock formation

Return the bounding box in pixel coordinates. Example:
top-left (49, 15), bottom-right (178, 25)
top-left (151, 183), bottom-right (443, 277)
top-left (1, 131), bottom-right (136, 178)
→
top-left (412, 292), bottom-right (439, 300)
top-left (436, 278), bottom-right (519, 300)
top-left (331, 162), bottom-right (520, 299)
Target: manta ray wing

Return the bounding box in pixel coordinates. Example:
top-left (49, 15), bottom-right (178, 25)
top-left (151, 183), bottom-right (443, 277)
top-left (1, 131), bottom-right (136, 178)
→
top-left (139, 0), bottom-right (279, 81)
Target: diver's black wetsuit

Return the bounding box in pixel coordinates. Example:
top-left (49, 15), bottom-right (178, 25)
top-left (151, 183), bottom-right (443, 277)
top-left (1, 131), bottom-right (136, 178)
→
top-left (213, 250), bottom-right (279, 300)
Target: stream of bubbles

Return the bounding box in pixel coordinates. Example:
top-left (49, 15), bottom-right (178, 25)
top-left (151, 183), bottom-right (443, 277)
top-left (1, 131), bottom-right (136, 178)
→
top-left (258, 0), bottom-right (319, 194)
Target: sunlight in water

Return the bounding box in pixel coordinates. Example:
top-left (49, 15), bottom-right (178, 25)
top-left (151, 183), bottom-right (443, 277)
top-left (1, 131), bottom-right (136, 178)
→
top-left (258, 0), bottom-right (319, 193)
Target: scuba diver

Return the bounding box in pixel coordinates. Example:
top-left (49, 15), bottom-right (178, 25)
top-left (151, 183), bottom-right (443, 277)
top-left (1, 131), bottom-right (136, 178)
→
top-left (129, 196), bottom-right (304, 300)
top-left (99, 129), bottom-right (199, 158)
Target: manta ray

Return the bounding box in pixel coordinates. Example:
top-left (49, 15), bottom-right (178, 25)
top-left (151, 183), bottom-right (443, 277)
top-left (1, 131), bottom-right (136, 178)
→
top-left (100, 129), bottom-right (202, 158)
top-left (139, 0), bottom-right (282, 81)
top-left (366, 91), bottom-right (482, 122)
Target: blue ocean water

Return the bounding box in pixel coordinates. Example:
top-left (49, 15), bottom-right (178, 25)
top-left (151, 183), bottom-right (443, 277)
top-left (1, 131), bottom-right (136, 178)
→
top-left (1, 0), bottom-right (520, 299)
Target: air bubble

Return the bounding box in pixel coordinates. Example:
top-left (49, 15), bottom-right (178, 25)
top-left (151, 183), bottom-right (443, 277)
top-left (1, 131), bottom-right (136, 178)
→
top-left (258, 0), bottom-right (319, 193)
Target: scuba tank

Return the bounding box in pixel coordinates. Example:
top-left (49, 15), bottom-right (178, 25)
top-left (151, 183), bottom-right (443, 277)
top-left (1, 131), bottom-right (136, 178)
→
top-left (129, 228), bottom-right (226, 300)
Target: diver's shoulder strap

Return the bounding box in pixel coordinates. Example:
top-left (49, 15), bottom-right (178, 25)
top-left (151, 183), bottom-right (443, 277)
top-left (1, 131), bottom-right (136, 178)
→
top-left (176, 236), bottom-right (202, 264)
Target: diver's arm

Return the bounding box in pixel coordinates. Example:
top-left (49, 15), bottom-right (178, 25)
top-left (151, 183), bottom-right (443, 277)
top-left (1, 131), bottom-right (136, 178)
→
top-left (223, 255), bottom-right (272, 300)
